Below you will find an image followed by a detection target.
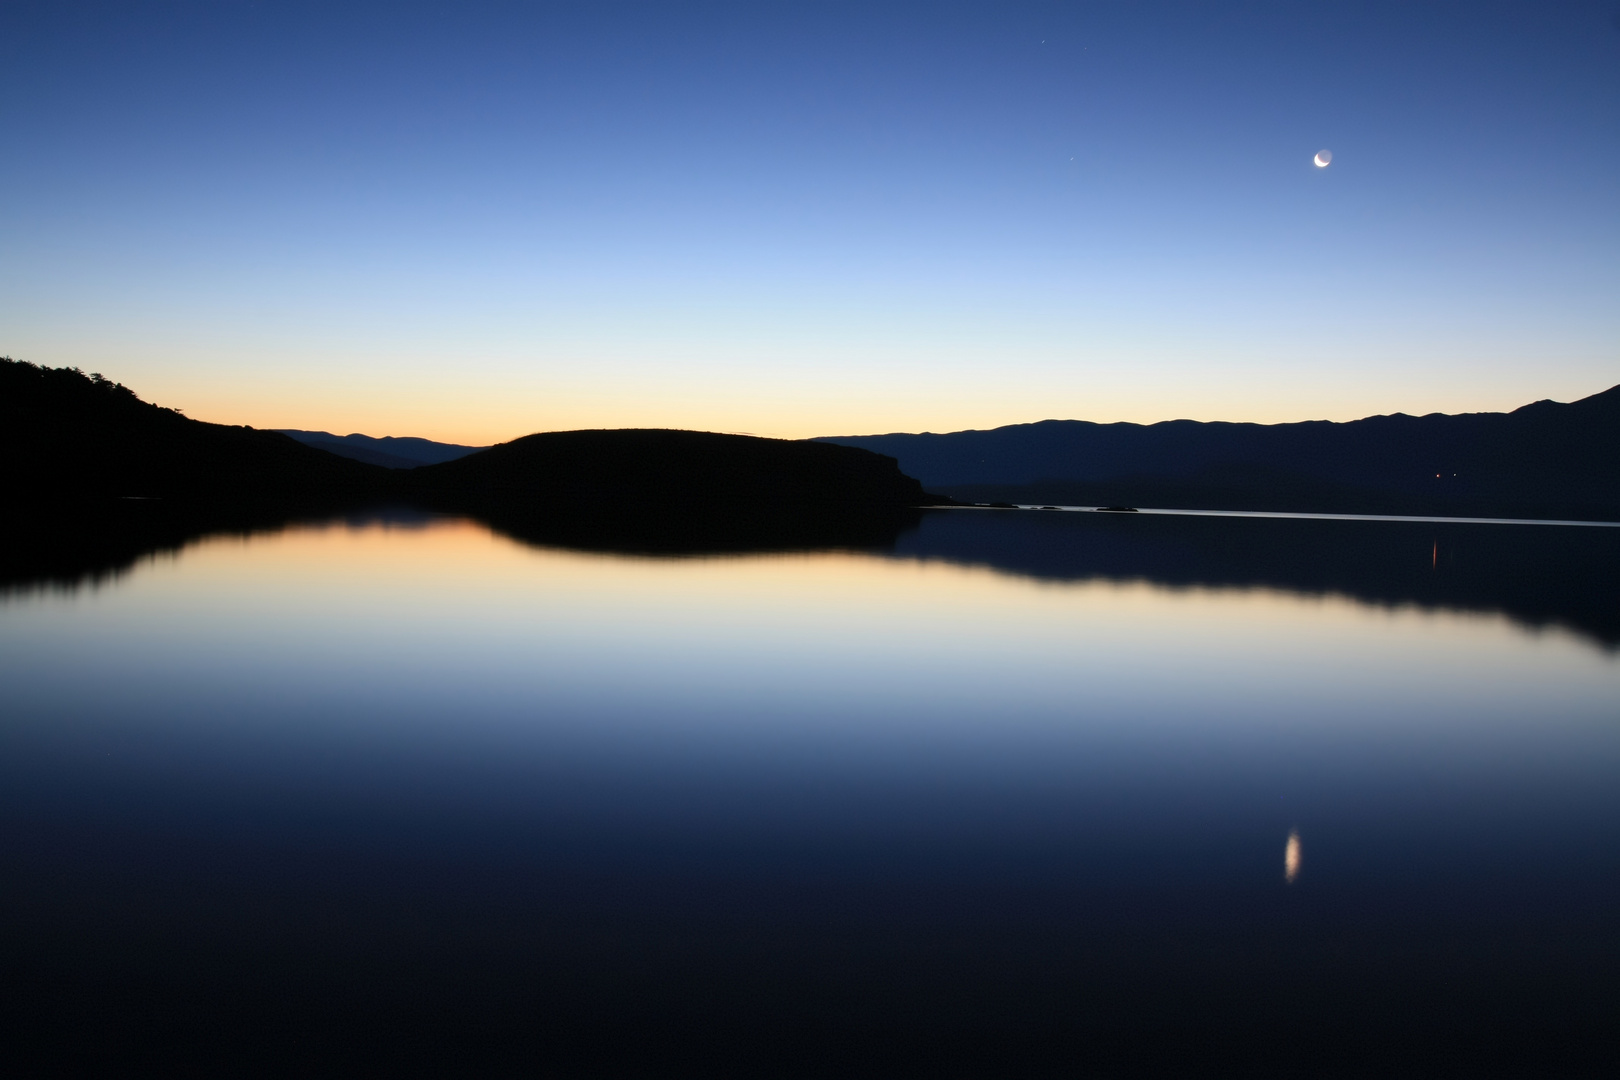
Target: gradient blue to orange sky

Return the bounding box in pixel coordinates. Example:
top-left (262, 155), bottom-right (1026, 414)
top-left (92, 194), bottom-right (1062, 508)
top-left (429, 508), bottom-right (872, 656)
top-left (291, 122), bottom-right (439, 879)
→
top-left (3, 1), bottom-right (1617, 443)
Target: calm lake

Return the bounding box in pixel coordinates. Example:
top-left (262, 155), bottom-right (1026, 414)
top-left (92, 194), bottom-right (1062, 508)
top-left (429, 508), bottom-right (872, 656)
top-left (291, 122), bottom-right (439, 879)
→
top-left (4, 508), bottom-right (1618, 1075)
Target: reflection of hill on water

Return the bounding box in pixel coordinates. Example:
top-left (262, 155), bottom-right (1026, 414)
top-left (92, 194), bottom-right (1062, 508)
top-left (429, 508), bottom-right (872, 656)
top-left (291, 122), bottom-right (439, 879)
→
top-left (470, 502), bottom-right (928, 556)
top-left (890, 509), bottom-right (1620, 650)
top-left (5, 503), bottom-right (1616, 651)
top-left (0, 500), bottom-right (357, 594)
top-left (0, 500), bottom-right (928, 593)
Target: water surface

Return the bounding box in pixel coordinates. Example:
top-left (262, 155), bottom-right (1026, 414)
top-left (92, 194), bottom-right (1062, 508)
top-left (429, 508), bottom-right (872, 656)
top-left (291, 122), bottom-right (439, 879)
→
top-left (3, 511), bottom-right (1617, 1075)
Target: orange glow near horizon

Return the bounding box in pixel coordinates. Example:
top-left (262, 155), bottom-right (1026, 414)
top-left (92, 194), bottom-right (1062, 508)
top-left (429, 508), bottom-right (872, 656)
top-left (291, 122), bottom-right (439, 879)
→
top-left (103, 364), bottom-right (1614, 446)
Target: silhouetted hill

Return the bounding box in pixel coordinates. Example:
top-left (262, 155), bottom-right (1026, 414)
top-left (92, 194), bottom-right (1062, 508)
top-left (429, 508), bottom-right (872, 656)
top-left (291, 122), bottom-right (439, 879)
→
top-left (405, 428), bottom-right (948, 552)
top-left (1, 359), bottom-right (389, 506)
top-left (278, 429), bottom-right (488, 468)
top-left (818, 386), bottom-right (1620, 520)
top-left (409, 428), bottom-right (939, 507)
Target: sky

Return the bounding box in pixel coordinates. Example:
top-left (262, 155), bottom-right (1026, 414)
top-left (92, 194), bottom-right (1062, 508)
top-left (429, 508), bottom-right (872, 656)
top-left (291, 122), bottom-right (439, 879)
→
top-left (2, 1), bottom-right (1617, 444)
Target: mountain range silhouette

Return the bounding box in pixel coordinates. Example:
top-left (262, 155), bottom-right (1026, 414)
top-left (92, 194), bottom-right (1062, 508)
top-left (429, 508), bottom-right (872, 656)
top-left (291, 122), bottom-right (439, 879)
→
top-left (7, 358), bottom-right (1615, 523)
top-left (277, 429), bottom-right (488, 469)
top-left (819, 385), bottom-right (1620, 521)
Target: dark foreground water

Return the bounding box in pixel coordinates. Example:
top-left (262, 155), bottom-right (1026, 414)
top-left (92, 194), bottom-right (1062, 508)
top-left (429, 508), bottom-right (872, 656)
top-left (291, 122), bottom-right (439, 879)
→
top-left (3, 509), bottom-right (1617, 1077)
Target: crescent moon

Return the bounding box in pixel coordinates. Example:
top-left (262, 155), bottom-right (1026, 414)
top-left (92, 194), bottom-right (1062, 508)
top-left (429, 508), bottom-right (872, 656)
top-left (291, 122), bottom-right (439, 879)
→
top-left (1313, 150), bottom-right (1332, 168)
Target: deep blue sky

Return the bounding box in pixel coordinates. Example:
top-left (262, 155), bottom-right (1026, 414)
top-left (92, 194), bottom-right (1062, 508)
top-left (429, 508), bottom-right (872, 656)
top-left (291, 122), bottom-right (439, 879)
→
top-left (3, 1), bottom-right (1617, 440)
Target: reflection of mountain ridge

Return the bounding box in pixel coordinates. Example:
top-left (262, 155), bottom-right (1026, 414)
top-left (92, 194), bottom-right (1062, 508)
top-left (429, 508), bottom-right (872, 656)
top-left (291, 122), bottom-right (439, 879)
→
top-left (889, 510), bottom-right (1620, 649)
top-left (5, 503), bottom-right (1616, 651)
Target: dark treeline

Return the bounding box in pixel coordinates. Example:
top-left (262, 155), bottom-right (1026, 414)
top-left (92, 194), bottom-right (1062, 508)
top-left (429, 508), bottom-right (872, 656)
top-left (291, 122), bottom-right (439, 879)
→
top-left (1, 359), bottom-right (383, 507)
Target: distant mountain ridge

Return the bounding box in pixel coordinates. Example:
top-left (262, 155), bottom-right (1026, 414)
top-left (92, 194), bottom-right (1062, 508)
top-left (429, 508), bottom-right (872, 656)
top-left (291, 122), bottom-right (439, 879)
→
top-left (817, 385), bottom-right (1620, 521)
top-left (278, 429), bottom-right (487, 469)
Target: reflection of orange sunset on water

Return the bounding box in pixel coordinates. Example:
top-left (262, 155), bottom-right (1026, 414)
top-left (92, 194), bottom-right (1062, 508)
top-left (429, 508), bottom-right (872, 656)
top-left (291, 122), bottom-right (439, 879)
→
top-left (97, 514), bottom-right (1616, 748)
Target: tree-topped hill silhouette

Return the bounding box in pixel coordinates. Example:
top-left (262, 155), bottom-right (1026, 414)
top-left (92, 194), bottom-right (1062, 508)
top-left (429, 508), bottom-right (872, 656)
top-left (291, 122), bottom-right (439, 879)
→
top-left (1, 358), bottom-right (385, 505)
